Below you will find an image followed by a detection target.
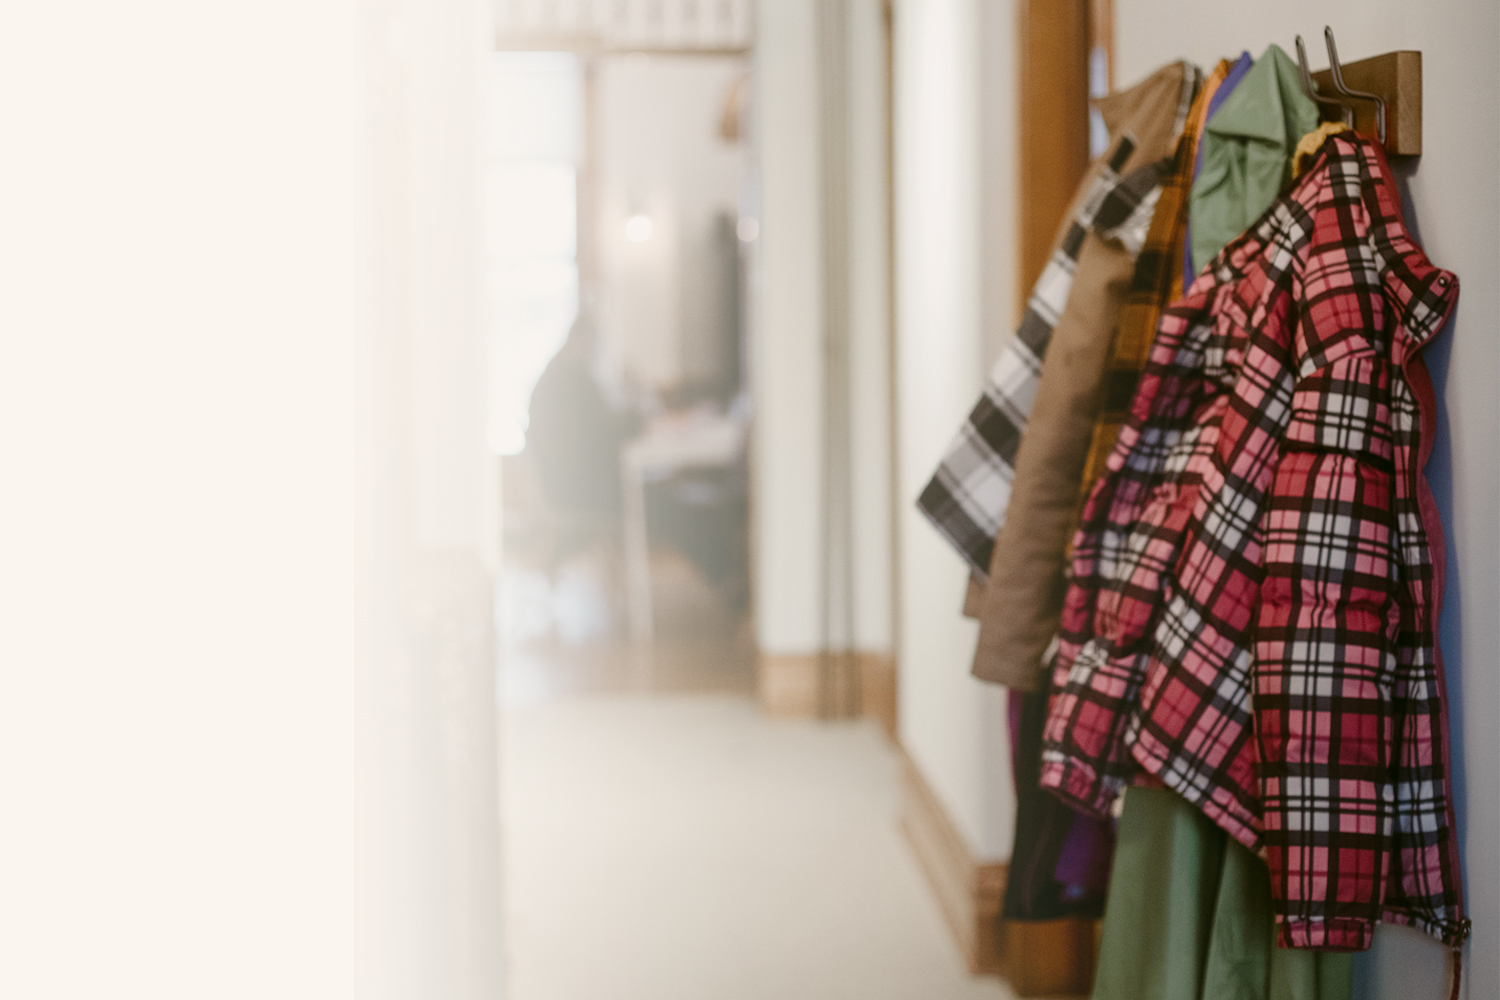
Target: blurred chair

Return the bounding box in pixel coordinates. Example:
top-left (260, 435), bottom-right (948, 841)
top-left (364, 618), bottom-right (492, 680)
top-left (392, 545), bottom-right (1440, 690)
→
top-left (620, 407), bottom-right (747, 642)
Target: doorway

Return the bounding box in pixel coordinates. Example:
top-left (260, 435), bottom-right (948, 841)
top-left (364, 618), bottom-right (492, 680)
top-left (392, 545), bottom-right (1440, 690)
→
top-left (491, 28), bottom-right (754, 705)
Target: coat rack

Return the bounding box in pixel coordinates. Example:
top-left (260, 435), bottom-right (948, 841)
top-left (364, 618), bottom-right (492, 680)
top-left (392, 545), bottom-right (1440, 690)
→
top-left (1295, 26), bottom-right (1422, 156)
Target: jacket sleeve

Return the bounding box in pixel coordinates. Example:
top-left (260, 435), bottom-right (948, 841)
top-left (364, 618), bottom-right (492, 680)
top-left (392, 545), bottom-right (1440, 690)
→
top-left (1254, 225), bottom-right (1399, 951)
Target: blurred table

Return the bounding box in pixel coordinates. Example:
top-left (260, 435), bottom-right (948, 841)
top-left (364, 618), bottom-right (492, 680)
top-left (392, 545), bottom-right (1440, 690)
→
top-left (620, 408), bottom-right (747, 642)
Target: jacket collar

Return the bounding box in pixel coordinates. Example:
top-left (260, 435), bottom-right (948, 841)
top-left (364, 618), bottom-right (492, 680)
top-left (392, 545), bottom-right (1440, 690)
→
top-left (1358, 135), bottom-right (1461, 349)
top-left (1203, 44), bottom-right (1319, 150)
top-left (1096, 59), bottom-right (1196, 149)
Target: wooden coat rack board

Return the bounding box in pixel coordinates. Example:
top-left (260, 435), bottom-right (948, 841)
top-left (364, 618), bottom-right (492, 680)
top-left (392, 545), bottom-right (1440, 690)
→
top-left (1311, 51), bottom-right (1422, 155)
top-left (1300, 27), bottom-right (1422, 156)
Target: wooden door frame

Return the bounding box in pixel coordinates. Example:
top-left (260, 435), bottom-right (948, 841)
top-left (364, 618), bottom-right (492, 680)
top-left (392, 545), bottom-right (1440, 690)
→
top-left (1016, 0), bottom-right (1110, 302)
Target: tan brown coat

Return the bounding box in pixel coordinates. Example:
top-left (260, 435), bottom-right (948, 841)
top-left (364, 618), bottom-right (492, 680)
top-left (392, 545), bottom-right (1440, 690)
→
top-left (968, 62), bottom-right (1194, 689)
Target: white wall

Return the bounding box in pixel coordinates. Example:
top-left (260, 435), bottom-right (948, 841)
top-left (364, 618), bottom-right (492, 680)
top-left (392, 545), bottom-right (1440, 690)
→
top-left (892, 0), bottom-right (1016, 860)
top-left (752, 0), bottom-right (827, 655)
top-left (751, 0), bottom-right (1012, 857)
top-left (977, 0), bottom-right (1021, 366)
top-left (408, 1), bottom-right (493, 554)
top-left (752, 0), bottom-right (895, 660)
top-left (1113, 5), bottom-right (1499, 996)
top-left (368, 2), bottom-right (504, 996)
top-left (847, 0), bottom-right (896, 654)
top-left (0, 1), bottom-right (501, 997)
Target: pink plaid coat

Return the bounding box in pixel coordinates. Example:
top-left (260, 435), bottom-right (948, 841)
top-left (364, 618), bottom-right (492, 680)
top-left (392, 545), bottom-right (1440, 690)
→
top-left (1040, 133), bottom-right (1465, 951)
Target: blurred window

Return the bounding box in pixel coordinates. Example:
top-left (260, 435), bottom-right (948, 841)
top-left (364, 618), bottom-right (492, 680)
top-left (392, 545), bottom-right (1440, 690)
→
top-left (488, 52), bottom-right (583, 455)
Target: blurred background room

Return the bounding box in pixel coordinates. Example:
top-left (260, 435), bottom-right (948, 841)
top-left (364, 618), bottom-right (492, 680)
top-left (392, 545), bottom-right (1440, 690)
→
top-left (2, 2), bottom-right (1496, 1000)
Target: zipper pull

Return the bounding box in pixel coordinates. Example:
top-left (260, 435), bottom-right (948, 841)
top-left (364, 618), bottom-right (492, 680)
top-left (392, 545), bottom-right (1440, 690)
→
top-left (1448, 919), bottom-right (1470, 1000)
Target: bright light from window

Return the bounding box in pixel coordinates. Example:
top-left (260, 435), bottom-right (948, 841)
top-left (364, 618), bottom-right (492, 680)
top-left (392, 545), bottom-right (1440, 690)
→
top-left (487, 162), bottom-right (579, 456)
top-left (487, 51), bottom-right (583, 457)
top-left (625, 214), bottom-right (653, 243)
top-left (737, 216), bottom-right (759, 242)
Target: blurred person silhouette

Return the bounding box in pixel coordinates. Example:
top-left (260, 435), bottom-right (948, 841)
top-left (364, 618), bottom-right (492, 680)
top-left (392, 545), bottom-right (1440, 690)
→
top-left (524, 315), bottom-right (637, 562)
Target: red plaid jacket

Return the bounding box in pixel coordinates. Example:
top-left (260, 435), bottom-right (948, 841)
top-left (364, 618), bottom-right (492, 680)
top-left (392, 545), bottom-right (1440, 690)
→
top-left (1040, 133), bottom-right (1465, 951)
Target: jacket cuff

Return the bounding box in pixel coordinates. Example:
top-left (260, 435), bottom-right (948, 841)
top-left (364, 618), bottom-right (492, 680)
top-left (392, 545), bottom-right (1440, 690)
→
top-left (1036, 757), bottom-right (1118, 819)
top-left (1276, 917), bottom-right (1373, 952)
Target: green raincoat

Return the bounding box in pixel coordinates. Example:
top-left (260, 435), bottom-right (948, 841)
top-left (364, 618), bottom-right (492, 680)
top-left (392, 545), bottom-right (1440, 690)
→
top-left (1189, 44), bottom-right (1319, 273)
top-left (1091, 787), bottom-right (1353, 1000)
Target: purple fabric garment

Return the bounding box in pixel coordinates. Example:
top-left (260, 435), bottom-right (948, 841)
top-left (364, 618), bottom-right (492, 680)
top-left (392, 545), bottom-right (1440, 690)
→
top-left (1182, 51), bottom-right (1253, 290)
top-left (1007, 688), bottom-right (1115, 907)
top-left (1054, 807), bottom-right (1113, 896)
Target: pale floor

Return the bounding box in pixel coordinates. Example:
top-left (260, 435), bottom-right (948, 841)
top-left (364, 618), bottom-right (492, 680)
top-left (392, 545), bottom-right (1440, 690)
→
top-left (498, 533), bottom-right (1028, 999)
top-left (500, 694), bottom-right (1026, 1000)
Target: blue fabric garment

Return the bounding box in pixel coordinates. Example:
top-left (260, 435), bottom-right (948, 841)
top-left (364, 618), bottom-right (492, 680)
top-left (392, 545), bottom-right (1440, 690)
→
top-left (1182, 51), bottom-right (1253, 290)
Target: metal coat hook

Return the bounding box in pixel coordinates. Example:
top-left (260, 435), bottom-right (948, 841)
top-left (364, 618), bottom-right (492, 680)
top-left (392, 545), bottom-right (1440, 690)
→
top-left (1294, 35), bottom-right (1352, 126)
top-left (1324, 26), bottom-right (1387, 144)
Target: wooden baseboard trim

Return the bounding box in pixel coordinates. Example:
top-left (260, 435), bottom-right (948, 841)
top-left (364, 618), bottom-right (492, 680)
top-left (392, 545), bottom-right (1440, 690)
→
top-left (756, 652), bottom-right (897, 738)
top-left (1004, 916), bottom-right (1098, 996)
top-left (896, 746), bottom-right (1008, 975)
top-left (756, 653), bottom-right (820, 716)
top-left (896, 745), bottom-right (1097, 996)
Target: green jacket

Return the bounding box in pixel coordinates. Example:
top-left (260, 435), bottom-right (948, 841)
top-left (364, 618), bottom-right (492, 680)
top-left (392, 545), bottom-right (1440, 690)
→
top-left (1092, 787), bottom-right (1353, 1000)
top-left (1189, 44), bottom-right (1318, 273)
